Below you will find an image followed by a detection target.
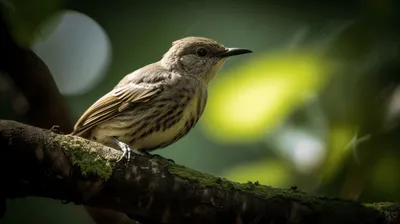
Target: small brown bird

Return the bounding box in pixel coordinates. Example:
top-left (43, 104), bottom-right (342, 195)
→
top-left (71, 36), bottom-right (251, 161)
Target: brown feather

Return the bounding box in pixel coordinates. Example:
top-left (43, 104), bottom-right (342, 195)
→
top-left (71, 63), bottom-right (169, 136)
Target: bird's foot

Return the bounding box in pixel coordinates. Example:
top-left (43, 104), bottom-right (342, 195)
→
top-left (110, 137), bottom-right (175, 163)
top-left (111, 136), bottom-right (143, 162)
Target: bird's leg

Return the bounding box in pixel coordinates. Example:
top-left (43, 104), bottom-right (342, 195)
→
top-left (111, 136), bottom-right (143, 162)
top-left (111, 137), bottom-right (175, 163)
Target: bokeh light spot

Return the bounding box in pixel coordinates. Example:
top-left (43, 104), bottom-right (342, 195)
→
top-left (33, 10), bottom-right (112, 95)
top-left (202, 50), bottom-right (334, 143)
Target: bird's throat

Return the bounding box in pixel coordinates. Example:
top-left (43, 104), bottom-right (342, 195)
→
top-left (204, 59), bottom-right (228, 83)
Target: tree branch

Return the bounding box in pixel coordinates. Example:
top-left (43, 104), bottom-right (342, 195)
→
top-left (0, 120), bottom-right (398, 224)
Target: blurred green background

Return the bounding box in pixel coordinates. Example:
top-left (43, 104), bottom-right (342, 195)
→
top-left (1, 0), bottom-right (400, 223)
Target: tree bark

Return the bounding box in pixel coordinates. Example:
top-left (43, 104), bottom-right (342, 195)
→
top-left (0, 120), bottom-right (398, 224)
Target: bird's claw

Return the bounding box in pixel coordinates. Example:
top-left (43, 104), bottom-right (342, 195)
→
top-left (110, 137), bottom-right (175, 163)
top-left (111, 136), bottom-right (143, 162)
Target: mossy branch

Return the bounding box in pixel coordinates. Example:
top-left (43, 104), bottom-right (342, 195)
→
top-left (0, 120), bottom-right (399, 224)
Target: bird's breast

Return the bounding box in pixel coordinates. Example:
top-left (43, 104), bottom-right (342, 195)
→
top-left (131, 88), bottom-right (207, 151)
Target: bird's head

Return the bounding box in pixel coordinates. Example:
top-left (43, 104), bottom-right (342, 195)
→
top-left (161, 37), bottom-right (252, 83)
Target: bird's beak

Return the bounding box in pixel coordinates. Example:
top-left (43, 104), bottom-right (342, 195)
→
top-left (218, 48), bottom-right (252, 58)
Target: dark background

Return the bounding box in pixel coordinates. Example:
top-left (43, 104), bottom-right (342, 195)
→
top-left (0, 0), bottom-right (399, 223)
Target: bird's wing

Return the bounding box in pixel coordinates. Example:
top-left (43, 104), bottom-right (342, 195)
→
top-left (71, 65), bottom-right (169, 136)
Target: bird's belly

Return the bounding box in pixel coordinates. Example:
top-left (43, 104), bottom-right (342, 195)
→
top-left (90, 111), bottom-right (195, 150)
top-left (132, 97), bottom-right (200, 150)
top-left (132, 116), bottom-right (189, 150)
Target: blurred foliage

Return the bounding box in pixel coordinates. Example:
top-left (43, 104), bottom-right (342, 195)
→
top-left (0, 0), bottom-right (61, 47)
top-left (221, 159), bottom-right (292, 188)
top-left (317, 123), bottom-right (357, 185)
top-left (371, 154), bottom-right (400, 195)
top-left (324, 21), bottom-right (374, 61)
top-left (202, 50), bottom-right (335, 142)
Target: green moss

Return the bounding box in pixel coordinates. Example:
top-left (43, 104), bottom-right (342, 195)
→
top-left (366, 202), bottom-right (393, 209)
top-left (168, 164), bottom-right (220, 187)
top-left (365, 202), bottom-right (400, 222)
top-left (168, 164), bottom-right (304, 200)
top-left (366, 202), bottom-right (400, 214)
top-left (58, 136), bottom-right (115, 180)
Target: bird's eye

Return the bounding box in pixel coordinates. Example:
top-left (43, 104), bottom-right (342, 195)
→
top-left (196, 47), bottom-right (207, 57)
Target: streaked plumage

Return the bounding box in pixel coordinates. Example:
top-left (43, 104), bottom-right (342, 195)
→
top-left (71, 36), bottom-right (251, 154)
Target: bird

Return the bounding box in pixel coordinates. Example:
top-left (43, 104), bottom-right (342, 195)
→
top-left (71, 36), bottom-right (252, 162)
top-left (70, 36), bottom-right (251, 224)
